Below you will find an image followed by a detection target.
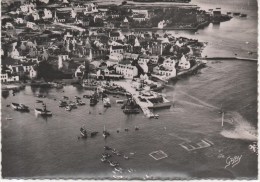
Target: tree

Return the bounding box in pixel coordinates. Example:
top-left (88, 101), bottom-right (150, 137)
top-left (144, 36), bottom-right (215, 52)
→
top-left (122, 1), bottom-right (127, 6)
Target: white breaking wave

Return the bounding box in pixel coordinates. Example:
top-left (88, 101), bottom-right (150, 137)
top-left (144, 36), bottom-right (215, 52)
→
top-left (220, 111), bottom-right (257, 141)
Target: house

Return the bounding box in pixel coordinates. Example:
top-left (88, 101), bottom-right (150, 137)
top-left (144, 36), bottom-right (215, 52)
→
top-left (29, 66), bottom-right (38, 79)
top-left (104, 21), bottom-right (115, 29)
top-left (149, 55), bottom-right (159, 64)
top-left (158, 20), bottom-right (165, 29)
top-left (15, 17), bottom-right (25, 24)
top-left (84, 3), bottom-right (98, 14)
top-left (178, 55), bottom-right (190, 69)
top-left (122, 17), bottom-right (129, 28)
top-left (26, 21), bottom-right (37, 30)
top-left (109, 53), bottom-right (124, 61)
top-left (133, 14), bottom-right (147, 22)
top-left (115, 64), bottom-right (138, 78)
top-left (110, 46), bottom-right (124, 54)
top-left (156, 65), bottom-right (176, 78)
top-left (5, 22), bottom-right (14, 29)
top-left (138, 54), bottom-right (150, 64)
top-left (138, 62), bottom-right (149, 73)
top-left (123, 53), bottom-right (139, 60)
top-left (1, 72), bottom-right (19, 82)
top-left (109, 31), bottom-right (121, 41)
top-left (162, 57), bottom-right (176, 70)
top-left (132, 9), bottom-right (149, 18)
top-left (58, 55), bottom-right (70, 70)
top-left (43, 8), bottom-right (52, 19)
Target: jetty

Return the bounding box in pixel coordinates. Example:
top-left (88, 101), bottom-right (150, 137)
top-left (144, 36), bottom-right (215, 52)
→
top-left (114, 81), bottom-right (155, 118)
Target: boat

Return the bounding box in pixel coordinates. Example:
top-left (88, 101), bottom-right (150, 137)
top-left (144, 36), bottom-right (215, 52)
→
top-left (83, 94), bottom-right (91, 98)
top-left (90, 91), bottom-right (98, 106)
top-left (80, 127), bottom-right (88, 138)
top-left (233, 12), bottom-right (241, 16)
top-left (69, 102), bottom-right (77, 109)
top-left (240, 14), bottom-right (247, 17)
top-left (63, 96), bottom-right (69, 100)
top-left (147, 96), bottom-right (172, 109)
top-left (123, 155), bottom-right (129, 160)
top-left (6, 117), bottom-right (13, 120)
top-left (114, 167), bottom-right (123, 172)
top-left (35, 104), bottom-right (52, 116)
top-left (116, 100), bottom-right (124, 104)
top-left (154, 114), bottom-right (159, 119)
top-left (123, 98), bottom-right (140, 114)
top-left (103, 97), bottom-right (111, 107)
top-left (36, 100), bottom-right (43, 103)
top-left (109, 161), bottom-right (119, 167)
top-left (59, 100), bottom-right (67, 107)
top-left (227, 12), bottom-right (232, 15)
top-left (90, 131), bottom-right (98, 137)
top-left (103, 125), bottom-right (110, 138)
top-left (102, 153), bottom-right (112, 158)
top-left (65, 105), bottom-right (72, 111)
top-left (75, 96), bottom-right (81, 100)
top-left (104, 146), bottom-right (112, 150)
top-left (76, 100), bottom-right (86, 106)
top-left (11, 103), bottom-right (30, 112)
top-left (101, 157), bottom-right (107, 162)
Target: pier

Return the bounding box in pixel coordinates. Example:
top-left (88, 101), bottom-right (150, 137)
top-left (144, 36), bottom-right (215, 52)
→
top-left (114, 81), bottom-right (155, 118)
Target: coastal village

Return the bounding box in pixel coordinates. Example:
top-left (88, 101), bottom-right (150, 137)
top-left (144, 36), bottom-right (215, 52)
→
top-left (1, 0), bottom-right (258, 179)
top-left (1, 0), bottom-right (220, 117)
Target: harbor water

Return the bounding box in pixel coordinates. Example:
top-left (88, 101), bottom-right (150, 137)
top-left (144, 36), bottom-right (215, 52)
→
top-left (1, 0), bottom-right (258, 179)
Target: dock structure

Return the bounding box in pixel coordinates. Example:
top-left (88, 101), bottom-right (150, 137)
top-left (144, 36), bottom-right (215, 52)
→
top-left (114, 81), bottom-right (155, 118)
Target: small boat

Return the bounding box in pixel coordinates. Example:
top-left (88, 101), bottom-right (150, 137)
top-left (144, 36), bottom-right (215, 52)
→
top-left (233, 12), bottom-right (241, 16)
top-left (11, 103), bottom-right (30, 112)
top-left (154, 114), bottom-right (159, 119)
top-left (80, 127), bottom-right (88, 138)
top-left (6, 117), bottom-right (13, 120)
top-left (36, 100), bottom-right (43, 103)
top-left (103, 98), bottom-right (111, 107)
top-left (76, 100), bottom-right (86, 106)
top-left (240, 14), bottom-right (247, 17)
top-left (135, 126), bottom-right (139, 131)
top-left (75, 96), bottom-right (81, 100)
top-left (83, 94), bottom-right (91, 98)
top-left (35, 104), bottom-right (52, 116)
top-left (104, 146), bottom-right (112, 150)
top-left (112, 149), bottom-right (117, 154)
top-left (69, 102), bottom-right (77, 109)
top-left (101, 157), bottom-right (107, 162)
top-left (248, 51), bottom-right (253, 55)
top-left (90, 131), bottom-right (98, 137)
top-left (65, 105), bottom-right (72, 111)
top-left (6, 104), bottom-right (10, 107)
top-left (103, 125), bottom-right (110, 138)
top-left (123, 155), bottom-right (129, 160)
top-left (36, 94), bottom-right (46, 98)
top-left (90, 91), bottom-right (98, 106)
top-left (114, 167), bottom-right (123, 173)
top-left (227, 12), bottom-right (232, 15)
top-left (63, 96), bottom-right (69, 100)
top-left (109, 161), bottom-right (119, 167)
top-left (116, 100), bottom-right (124, 104)
top-left (102, 153), bottom-right (112, 158)
top-left (116, 152), bottom-right (122, 156)
top-left (59, 100), bottom-right (67, 107)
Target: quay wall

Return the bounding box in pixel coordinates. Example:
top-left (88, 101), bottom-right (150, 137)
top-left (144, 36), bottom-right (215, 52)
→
top-left (201, 57), bottom-right (258, 62)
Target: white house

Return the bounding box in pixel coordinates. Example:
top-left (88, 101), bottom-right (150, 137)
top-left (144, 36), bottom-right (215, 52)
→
top-left (115, 64), bottom-right (138, 78)
top-left (29, 67), bottom-right (37, 79)
top-left (132, 9), bottom-right (149, 18)
top-left (150, 55), bottom-right (159, 64)
top-left (162, 57), bottom-right (176, 70)
top-left (43, 8), bottom-right (52, 19)
top-left (58, 55), bottom-right (69, 69)
top-left (133, 14), bottom-right (146, 22)
top-left (178, 55), bottom-right (190, 69)
top-left (158, 66), bottom-right (176, 78)
top-left (110, 46), bottom-right (124, 54)
top-left (15, 18), bottom-right (25, 24)
top-left (138, 62), bottom-right (148, 73)
top-left (71, 8), bottom-right (77, 18)
top-left (5, 22), bottom-right (14, 29)
top-left (158, 20), bottom-right (165, 29)
top-left (26, 21), bottom-right (37, 29)
top-left (109, 53), bottom-right (124, 61)
top-left (138, 55), bottom-right (150, 64)
top-left (1, 73), bottom-right (19, 82)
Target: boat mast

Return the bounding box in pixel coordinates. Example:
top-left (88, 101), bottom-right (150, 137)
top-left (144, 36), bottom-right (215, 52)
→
top-left (221, 112), bottom-right (224, 127)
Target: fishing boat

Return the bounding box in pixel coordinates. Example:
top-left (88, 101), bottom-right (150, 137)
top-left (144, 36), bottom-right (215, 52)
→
top-left (240, 14), bottom-right (247, 17)
top-left (69, 102), bottom-right (77, 109)
top-left (104, 146), bottom-right (112, 150)
top-left (80, 127), bottom-right (88, 138)
top-left (63, 96), bottom-right (69, 100)
top-left (116, 100), bottom-right (124, 104)
top-left (109, 161), bottom-right (119, 167)
top-left (123, 98), bottom-right (140, 114)
top-left (123, 155), bottom-right (129, 160)
top-left (83, 94), bottom-right (91, 98)
top-left (233, 12), bottom-right (241, 16)
top-left (101, 157), bottom-right (107, 162)
top-left (65, 105), bottom-right (72, 111)
top-left (35, 104), bottom-right (52, 116)
top-left (59, 100), bottom-right (67, 107)
top-left (11, 103), bottom-right (30, 112)
top-left (36, 100), bottom-right (43, 103)
top-left (76, 100), bottom-right (86, 106)
top-left (103, 125), bottom-right (110, 138)
top-left (75, 96), bottom-right (81, 100)
top-left (90, 91), bottom-right (98, 106)
top-left (6, 117), bottom-right (13, 120)
top-left (103, 97), bottom-right (111, 107)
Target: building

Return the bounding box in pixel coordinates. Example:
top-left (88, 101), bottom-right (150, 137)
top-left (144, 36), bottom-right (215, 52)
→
top-left (15, 18), bottom-right (25, 24)
top-left (132, 9), bottom-right (149, 18)
top-left (115, 64), bottom-right (138, 78)
top-left (109, 53), bottom-right (124, 61)
top-left (162, 57), bottom-right (176, 70)
top-left (43, 8), bottom-right (52, 19)
top-left (149, 55), bottom-right (159, 64)
top-left (110, 46), bottom-right (124, 54)
top-left (158, 20), bottom-right (165, 29)
top-left (74, 64), bottom-right (85, 79)
top-left (29, 66), bottom-right (37, 79)
top-left (178, 55), bottom-right (190, 69)
top-left (138, 54), bottom-right (150, 64)
top-left (109, 31), bottom-right (121, 41)
top-left (58, 55), bottom-right (70, 70)
top-left (133, 14), bottom-right (147, 22)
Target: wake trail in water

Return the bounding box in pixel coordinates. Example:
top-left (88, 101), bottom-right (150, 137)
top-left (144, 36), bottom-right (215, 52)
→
top-left (166, 86), bottom-right (257, 141)
top-left (221, 111), bottom-right (257, 141)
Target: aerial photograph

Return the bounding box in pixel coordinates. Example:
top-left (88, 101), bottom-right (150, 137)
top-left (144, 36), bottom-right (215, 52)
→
top-left (1, 0), bottom-right (258, 180)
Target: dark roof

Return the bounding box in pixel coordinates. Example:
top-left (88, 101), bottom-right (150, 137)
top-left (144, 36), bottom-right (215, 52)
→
top-left (111, 46), bottom-right (123, 49)
top-left (110, 32), bottom-right (120, 37)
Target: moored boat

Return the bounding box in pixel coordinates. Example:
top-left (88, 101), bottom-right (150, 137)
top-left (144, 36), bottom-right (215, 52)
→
top-left (103, 98), bottom-right (111, 107)
top-left (80, 127), bottom-right (88, 138)
top-left (11, 103), bottom-right (30, 112)
top-left (90, 91), bottom-right (98, 106)
top-left (35, 104), bottom-right (52, 116)
top-left (240, 14), bottom-right (247, 17)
